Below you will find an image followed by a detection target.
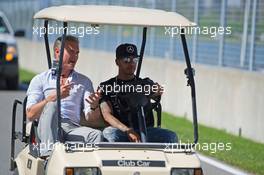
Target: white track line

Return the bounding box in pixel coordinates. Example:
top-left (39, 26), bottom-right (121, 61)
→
top-left (198, 154), bottom-right (250, 175)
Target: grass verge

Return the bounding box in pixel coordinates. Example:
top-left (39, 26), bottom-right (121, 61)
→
top-left (19, 69), bottom-right (36, 84)
top-left (162, 112), bottom-right (264, 175)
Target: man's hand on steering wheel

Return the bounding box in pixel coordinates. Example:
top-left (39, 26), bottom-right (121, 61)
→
top-left (151, 82), bottom-right (163, 98)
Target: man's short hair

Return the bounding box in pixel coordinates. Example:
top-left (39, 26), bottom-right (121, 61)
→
top-left (53, 35), bottom-right (79, 56)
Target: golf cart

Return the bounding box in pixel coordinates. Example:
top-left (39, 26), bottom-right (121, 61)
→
top-left (10, 5), bottom-right (202, 175)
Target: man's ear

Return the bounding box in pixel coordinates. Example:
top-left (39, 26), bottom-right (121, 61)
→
top-left (54, 47), bottom-right (60, 58)
top-left (115, 59), bottom-right (119, 66)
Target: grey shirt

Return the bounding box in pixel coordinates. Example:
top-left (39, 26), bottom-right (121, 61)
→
top-left (26, 69), bottom-right (94, 124)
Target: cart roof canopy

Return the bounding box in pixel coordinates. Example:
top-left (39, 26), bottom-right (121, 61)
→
top-left (34, 5), bottom-right (195, 27)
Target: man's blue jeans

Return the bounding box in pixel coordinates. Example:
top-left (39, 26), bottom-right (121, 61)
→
top-left (103, 126), bottom-right (178, 143)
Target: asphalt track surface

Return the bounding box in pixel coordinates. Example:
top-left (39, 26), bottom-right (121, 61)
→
top-left (0, 90), bottom-right (26, 175)
top-left (0, 90), bottom-right (248, 175)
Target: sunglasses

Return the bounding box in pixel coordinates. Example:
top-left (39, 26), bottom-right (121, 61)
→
top-left (121, 57), bottom-right (139, 64)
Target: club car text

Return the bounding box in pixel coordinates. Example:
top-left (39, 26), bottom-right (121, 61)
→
top-left (102, 160), bottom-right (166, 167)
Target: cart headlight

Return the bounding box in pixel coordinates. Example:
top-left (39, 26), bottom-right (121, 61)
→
top-left (171, 168), bottom-right (203, 175)
top-left (65, 167), bottom-right (99, 175)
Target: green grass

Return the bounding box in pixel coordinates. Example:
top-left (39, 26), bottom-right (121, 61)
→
top-left (19, 69), bottom-right (36, 84)
top-left (162, 112), bottom-right (264, 175)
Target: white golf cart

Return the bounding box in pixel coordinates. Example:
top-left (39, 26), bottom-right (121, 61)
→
top-left (10, 5), bottom-right (203, 175)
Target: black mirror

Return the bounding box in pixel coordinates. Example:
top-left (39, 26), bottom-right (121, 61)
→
top-left (14, 30), bottom-right (25, 37)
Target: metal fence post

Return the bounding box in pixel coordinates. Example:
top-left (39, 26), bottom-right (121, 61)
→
top-left (149, 0), bottom-right (156, 56)
top-left (169, 0), bottom-right (176, 60)
top-left (90, 0), bottom-right (99, 49)
top-left (218, 0), bottom-right (226, 66)
top-left (103, 1), bottom-right (110, 50)
top-left (132, 0), bottom-right (139, 45)
top-left (249, 0), bottom-right (258, 71)
top-left (116, 0), bottom-right (123, 45)
top-left (240, 0), bottom-right (251, 68)
top-left (192, 0), bottom-right (199, 63)
top-left (14, 1), bottom-right (19, 30)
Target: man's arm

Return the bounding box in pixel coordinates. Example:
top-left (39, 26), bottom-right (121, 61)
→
top-left (26, 93), bottom-right (55, 121)
top-left (84, 87), bottom-right (104, 123)
top-left (100, 101), bottom-right (140, 142)
top-left (84, 107), bottom-right (101, 123)
top-left (27, 81), bottom-right (72, 121)
top-left (100, 101), bottom-right (128, 132)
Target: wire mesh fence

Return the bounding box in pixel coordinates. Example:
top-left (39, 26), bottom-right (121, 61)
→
top-left (0, 0), bottom-right (263, 72)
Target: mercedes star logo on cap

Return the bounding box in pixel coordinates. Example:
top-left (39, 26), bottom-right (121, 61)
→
top-left (127, 45), bottom-right (134, 53)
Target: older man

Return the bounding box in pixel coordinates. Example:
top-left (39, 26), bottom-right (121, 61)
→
top-left (26, 35), bottom-right (103, 156)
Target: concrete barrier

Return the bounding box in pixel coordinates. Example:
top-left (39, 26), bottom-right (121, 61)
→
top-left (17, 38), bottom-right (264, 143)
